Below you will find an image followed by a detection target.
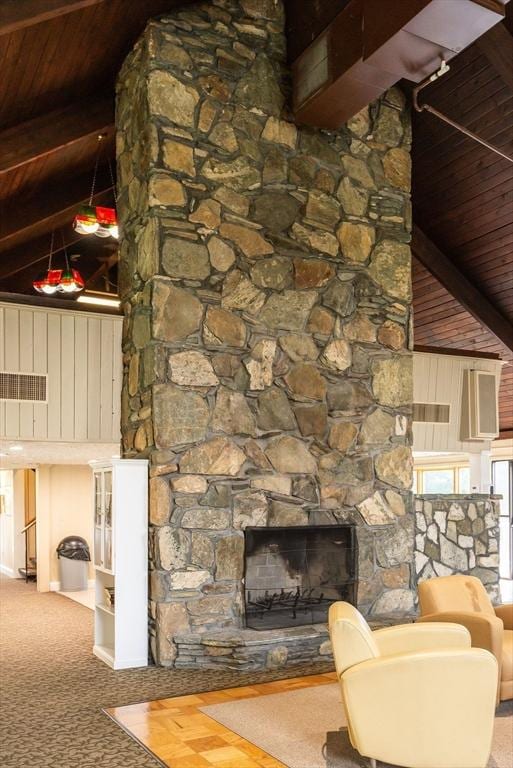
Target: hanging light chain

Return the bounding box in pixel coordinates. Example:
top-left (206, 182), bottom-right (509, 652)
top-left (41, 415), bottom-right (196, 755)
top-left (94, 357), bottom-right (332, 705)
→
top-left (61, 229), bottom-right (70, 270)
top-left (108, 158), bottom-right (117, 205)
top-left (48, 230), bottom-right (55, 271)
top-left (88, 134), bottom-right (106, 206)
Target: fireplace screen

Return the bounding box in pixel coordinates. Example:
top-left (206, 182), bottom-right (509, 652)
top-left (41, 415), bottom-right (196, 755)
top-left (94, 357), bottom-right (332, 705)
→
top-left (244, 525), bottom-right (357, 630)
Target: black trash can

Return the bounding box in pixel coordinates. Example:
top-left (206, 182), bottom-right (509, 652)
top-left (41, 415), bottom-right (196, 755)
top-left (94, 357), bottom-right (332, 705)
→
top-left (56, 536), bottom-right (91, 591)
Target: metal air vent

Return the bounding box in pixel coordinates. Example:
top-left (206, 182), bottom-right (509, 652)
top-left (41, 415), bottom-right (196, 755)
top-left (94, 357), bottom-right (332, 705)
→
top-left (413, 403), bottom-right (450, 424)
top-left (0, 372), bottom-right (47, 403)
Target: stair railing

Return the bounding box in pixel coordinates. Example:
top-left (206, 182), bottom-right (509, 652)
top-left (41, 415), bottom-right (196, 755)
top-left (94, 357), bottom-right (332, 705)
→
top-left (20, 518), bottom-right (36, 583)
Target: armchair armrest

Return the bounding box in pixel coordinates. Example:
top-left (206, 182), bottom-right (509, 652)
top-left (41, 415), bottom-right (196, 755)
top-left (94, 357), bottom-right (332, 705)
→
top-left (417, 611), bottom-right (503, 664)
top-left (495, 603), bottom-right (513, 630)
top-left (373, 622), bottom-right (470, 656)
top-left (341, 649), bottom-right (497, 768)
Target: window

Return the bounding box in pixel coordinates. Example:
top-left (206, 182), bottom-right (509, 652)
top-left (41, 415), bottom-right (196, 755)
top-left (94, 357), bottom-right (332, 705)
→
top-left (414, 463), bottom-right (470, 495)
top-left (423, 469), bottom-right (454, 494)
top-left (492, 460), bottom-right (512, 580)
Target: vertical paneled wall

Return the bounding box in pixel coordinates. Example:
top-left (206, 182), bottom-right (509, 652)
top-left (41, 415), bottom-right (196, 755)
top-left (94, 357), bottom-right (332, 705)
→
top-left (0, 303), bottom-right (122, 443)
top-left (413, 351), bottom-right (503, 454)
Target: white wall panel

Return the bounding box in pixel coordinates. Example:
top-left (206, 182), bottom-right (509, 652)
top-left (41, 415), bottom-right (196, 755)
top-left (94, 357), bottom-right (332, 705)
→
top-left (87, 317), bottom-right (102, 441)
top-left (60, 314), bottom-right (75, 441)
top-left (0, 303), bottom-right (122, 444)
top-left (0, 308), bottom-right (5, 436)
top-left (100, 320), bottom-right (114, 442)
top-left (47, 312), bottom-right (62, 440)
top-left (33, 311), bottom-right (48, 439)
top-left (413, 351), bottom-right (504, 454)
top-left (74, 316), bottom-right (88, 442)
top-left (111, 321), bottom-right (122, 443)
top-left (19, 310), bottom-right (34, 438)
top-left (4, 307), bottom-right (20, 438)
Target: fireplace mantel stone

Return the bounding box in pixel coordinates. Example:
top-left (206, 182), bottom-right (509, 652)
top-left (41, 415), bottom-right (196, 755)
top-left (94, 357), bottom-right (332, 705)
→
top-left (117, 0), bottom-right (414, 666)
top-left (173, 615), bottom-right (407, 671)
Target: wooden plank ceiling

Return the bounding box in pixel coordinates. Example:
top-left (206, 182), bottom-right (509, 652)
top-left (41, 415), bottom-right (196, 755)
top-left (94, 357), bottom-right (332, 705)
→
top-left (0, 0), bottom-right (193, 294)
top-left (0, 0), bottom-right (512, 435)
top-left (410, 4), bottom-right (513, 437)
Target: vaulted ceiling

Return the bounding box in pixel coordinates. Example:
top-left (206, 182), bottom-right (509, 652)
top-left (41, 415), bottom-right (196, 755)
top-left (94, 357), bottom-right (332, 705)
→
top-left (0, 0), bottom-right (512, 434)
top-left (0, 0), bottom-right (194, 296)
top-left (409, 8), bottom-right (513, 437)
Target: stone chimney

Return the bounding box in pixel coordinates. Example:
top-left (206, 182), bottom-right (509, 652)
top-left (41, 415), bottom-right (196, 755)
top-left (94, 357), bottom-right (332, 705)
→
top-left (117, 0), bottom-right (414, 666)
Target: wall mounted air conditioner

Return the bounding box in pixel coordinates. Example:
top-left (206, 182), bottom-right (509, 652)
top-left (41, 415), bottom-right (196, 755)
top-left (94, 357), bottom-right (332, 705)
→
top-left (460, 369), bottom-right (499, 441)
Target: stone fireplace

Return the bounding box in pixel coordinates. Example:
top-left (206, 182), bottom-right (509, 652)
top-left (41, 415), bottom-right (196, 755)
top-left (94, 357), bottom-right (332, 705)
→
top-left (117, 0), bottom-right (415, 668)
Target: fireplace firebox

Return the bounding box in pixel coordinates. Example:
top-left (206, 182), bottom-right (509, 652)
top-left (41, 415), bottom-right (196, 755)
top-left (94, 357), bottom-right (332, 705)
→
top-left (244, 525), bottom-right (357, 630)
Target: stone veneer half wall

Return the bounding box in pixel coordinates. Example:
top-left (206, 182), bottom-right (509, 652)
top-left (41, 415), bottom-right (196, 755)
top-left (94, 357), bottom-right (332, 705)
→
top-left (415, 495), bottom-right (501, 602)
top-left (117, 0), bottom-right (414, 666)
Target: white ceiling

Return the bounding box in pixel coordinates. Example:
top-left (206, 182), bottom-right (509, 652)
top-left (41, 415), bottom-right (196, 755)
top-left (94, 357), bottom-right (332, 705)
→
top-left (0, 440), bottom-right (120, 468)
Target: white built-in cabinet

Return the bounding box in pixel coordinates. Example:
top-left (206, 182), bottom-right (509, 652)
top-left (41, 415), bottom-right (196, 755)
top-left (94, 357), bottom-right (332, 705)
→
top-left (90, 459), bottom-right (148, 669)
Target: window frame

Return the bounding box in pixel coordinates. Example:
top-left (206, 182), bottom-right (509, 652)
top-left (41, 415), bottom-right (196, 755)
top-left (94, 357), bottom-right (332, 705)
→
top-left (414, 462), bottom-right (470, 495)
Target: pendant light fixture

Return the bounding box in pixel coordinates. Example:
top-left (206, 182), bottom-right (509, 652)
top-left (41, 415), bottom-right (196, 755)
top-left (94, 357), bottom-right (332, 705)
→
top-left (32, 232), bottom-right (84, 295)
top-left (33, 232), bottom-right (62, 295)
top-left (73, 135), bottom-right (119, 239)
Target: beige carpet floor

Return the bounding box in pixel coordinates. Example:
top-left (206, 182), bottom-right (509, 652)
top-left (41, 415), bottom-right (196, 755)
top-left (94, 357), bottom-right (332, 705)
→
top-left (0, 576), bottom-right (332, 768)
top-left (200, 682), bottom-right (513, 768)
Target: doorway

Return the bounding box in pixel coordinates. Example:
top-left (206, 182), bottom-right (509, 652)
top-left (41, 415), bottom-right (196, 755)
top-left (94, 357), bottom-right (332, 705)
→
top-left (19, 469), bottom-right (36, 581)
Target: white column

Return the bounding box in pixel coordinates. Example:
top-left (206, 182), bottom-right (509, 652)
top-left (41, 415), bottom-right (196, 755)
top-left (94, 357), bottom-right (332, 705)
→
top-left (480, 450), bottom-right (492, 493)
top-left (36, 465), bottom-right (51, 592)
top-left (0, 470), bottom-right (14, 577)
top-left (12, 470), bottom-right (26, 575)
top-left (469, 450), bottom-right (492, 493)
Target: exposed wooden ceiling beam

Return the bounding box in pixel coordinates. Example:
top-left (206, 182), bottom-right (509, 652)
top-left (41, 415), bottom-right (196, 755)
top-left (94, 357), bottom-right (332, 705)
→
top-left (0, 0), bottom-right (106, 36)
top-left (476, 21), bottom-right (513, 92)
top-left (0, 165), bottom-right (114, 254)
top-left (0, 97), bottom-right (114, 176)
top-left (413, 344), bottom-right (501, 360)
top-left (412, 224), bottom-right (513, 354)
top-left (86, 251), bottom-right (119, 289)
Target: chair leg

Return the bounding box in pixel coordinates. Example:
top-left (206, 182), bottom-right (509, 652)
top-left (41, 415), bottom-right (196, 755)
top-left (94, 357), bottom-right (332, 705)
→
top-left (369, 760), bottom-right (377, 768)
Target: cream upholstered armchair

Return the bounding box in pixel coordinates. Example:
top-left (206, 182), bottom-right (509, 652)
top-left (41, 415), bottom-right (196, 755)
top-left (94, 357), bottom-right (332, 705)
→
top-left (417, 574), bottom-right (513, 701)
top-left (329, 602), bottom-right (497, 768)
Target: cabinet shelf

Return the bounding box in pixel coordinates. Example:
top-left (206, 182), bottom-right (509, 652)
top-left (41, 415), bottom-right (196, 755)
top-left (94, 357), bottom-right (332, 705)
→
top-left (95, 565), bottom-right (114, 576)
top-left (96, 602), bottom-right (115, 616)
top-left (90, 459), bottom-right (148, 670)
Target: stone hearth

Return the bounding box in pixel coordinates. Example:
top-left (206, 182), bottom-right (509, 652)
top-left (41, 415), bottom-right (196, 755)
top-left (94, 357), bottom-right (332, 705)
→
top-left (117, 0), bottom-right (415, 667)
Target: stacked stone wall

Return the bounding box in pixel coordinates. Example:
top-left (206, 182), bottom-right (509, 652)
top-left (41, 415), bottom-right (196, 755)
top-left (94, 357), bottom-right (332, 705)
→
top-left (415, 495), bottom-right (501, 602)
top-left (117, 0), bottom-right (415, 665)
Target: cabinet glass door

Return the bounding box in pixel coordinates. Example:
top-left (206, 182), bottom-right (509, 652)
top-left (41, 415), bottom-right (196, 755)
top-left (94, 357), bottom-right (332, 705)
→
top-left (93, 472), bottom-right (103, 567)
top-left (103, 470), bottom-right (113, 572)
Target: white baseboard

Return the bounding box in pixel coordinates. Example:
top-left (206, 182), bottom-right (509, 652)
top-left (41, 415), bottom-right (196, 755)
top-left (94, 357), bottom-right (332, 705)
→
top-left (0, 564), bottom-right (15, 578)
top-left (50, 578), bottom-right (95, 592)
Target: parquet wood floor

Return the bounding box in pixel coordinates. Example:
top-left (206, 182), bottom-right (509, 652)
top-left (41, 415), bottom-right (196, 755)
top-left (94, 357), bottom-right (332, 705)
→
top-left (106, 672), bottom-right (337, 768)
